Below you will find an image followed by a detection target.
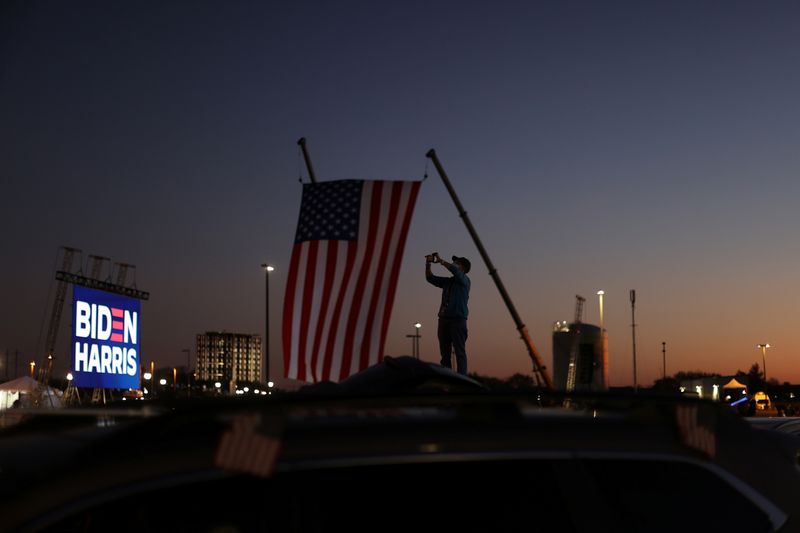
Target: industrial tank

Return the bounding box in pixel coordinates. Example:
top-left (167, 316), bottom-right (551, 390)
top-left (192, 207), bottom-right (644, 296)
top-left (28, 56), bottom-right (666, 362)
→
top-left (552, 322), bottom-right (608, 391)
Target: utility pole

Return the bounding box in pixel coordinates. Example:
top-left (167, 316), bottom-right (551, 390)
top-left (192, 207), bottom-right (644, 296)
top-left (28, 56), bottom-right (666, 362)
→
top-left (630, 289), bottom-right (638, 392)
top-left (662, 341), bottom-right (666, 382)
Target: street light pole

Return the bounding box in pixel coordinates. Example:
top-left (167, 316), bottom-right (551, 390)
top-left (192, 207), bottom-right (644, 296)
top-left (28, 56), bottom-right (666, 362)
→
top-left (261, 264), bottom-right (275, 384)
top-left (415, 323), bottom-right (421, 359)
top-left (407, 323), bottom-right (422, 358)
top-left (662, 342), bottom-right (666, 382)
top-left (597, 290), bottom-right (607, 389)
top-left (406, 332), bottom-right (416, 358)
top-left (757, 343), bottom-right (771, 384)
top-left (182, 348), bottom-right (191, 397)
top-left (630, 289), bottom-right (637, 392)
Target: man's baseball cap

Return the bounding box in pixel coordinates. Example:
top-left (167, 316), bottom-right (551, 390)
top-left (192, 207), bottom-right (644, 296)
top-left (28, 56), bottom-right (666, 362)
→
top-left (452, 256), bottom-right (471, 273)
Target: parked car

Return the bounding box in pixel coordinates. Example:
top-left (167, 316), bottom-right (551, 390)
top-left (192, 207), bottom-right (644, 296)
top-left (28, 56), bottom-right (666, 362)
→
top-left (1, 356), bottom-right (799, 532)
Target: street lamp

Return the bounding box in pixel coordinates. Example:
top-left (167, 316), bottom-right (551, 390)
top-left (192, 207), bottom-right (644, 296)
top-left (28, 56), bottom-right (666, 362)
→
top-left (149, 360), bottom-right (155, 397)
top-left (597, 290), bottom-right (607, 389)
top-left (596, 290), bottom-right (605, 333)
top-left (757, 343), bottom-right (771, 383)
top-left (406, 323), bottom-right (422, 358)
top-left (29, 361), bottom-right (35, 378)
top-left (414, 323), bottom-right (421, 358)
top-left (261, 264), bottom-right (275, 384)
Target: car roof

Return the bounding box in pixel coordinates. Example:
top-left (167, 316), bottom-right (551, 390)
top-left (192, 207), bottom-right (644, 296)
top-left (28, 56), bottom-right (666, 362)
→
top-left (2, 362), bottom-right (800, 531)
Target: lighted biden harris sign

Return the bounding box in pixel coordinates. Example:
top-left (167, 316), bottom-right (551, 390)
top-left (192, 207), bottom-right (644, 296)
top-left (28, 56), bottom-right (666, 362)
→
top-left (71, 286), bottom-right (141, 389)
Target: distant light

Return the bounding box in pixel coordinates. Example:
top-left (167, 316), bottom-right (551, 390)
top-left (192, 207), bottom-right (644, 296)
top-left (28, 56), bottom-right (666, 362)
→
top-left (261, 391), bottom-right (267, 395)
top-left (415, 322), bottom-right (421, 329)
top-left (730, 396), bottom-right (748, 407)
top-left (597, 290), bottom-right (604, 295)
top-left (214, 382), bottom-right (222, 389)
top-left (159, 378), bottom-right (167, 385)
top-left (267, 381), bottom-right (274, 388)
top-left (262, 263), bottom-right (275, 272)
top-left (143, 372), bottom-right (152, 380)
top-left (66, 372), bottom-right (73, 381)
top-left (254, 389), bottom-right (260, 394)
top-left (243, 387), bottom-right (250, 393)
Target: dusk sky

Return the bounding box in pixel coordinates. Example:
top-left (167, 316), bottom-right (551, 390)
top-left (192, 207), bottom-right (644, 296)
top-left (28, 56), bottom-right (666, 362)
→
top-left (4, 1), bottom-right (800, 388)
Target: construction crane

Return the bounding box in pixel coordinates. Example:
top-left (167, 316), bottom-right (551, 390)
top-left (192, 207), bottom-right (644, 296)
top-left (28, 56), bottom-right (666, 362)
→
top-left (425, 149), bottom-right (553, 388)
top-left (565, 295), bottom-right (585, 393)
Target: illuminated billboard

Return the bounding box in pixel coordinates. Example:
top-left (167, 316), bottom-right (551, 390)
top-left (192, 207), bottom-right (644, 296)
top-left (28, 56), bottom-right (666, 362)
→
top-left (71, 286), bottom-right (141, 389)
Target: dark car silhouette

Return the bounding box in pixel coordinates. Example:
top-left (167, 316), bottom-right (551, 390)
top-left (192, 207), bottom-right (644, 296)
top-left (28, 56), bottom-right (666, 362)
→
top-left (1, 356), bottom-right (799, 532)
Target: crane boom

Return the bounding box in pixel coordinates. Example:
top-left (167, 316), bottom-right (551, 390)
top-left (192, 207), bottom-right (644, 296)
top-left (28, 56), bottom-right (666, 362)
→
top-left (426, 149), bottom-right (553, 389)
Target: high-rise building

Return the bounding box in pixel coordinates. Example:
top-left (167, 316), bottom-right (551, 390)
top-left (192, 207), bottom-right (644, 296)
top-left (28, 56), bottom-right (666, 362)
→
top-left (196, 332), bottom-right (262, 387)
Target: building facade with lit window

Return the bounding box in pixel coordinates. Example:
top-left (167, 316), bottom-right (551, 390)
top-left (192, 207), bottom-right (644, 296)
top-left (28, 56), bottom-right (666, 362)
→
top-left (196, 332), bottom-right (262, 387)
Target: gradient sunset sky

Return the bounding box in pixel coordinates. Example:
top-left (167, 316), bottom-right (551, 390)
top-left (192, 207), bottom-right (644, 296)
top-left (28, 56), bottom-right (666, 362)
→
top-left (4, 1), bottom-right (800, 387)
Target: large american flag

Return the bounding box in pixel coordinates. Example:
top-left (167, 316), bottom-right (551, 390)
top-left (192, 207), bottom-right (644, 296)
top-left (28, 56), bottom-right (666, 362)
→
top-left (282, 179), bottom-right (422, 382)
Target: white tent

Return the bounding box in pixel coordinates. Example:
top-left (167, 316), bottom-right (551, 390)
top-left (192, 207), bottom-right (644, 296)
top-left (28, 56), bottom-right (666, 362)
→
top-left (723, 377), bottom-right (748, 390)
top-left (0, 376), bottom-right (63, 409)
top-left (0, 376), bottom-right (41, 392)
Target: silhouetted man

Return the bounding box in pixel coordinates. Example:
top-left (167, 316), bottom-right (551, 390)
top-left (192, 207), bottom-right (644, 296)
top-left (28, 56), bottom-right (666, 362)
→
top-left (425, 253), bottom-right (471, 375)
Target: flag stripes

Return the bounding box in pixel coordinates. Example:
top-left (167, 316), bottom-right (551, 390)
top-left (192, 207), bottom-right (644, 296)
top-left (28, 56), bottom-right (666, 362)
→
top-left (283, 180), bottom-right (421, 382)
